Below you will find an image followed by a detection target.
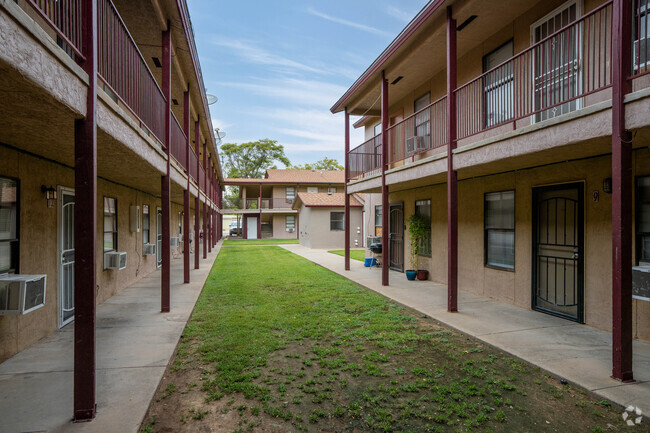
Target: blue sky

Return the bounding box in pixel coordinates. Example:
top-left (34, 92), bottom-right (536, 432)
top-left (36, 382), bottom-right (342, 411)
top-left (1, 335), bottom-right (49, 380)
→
top-left (187, 0), bottom-right (429, 167)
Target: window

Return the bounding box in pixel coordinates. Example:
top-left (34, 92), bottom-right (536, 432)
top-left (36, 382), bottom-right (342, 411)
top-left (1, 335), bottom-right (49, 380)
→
top-left (637, 176), bottom-right (650, 265)
top-left (286, 215), bottom-right (296, 231)
top-left (286, 187), bottom-right (296, 203)
top-left (374, 123), bottom-right (382, 168)
top-left (103, 197), bottom-right (118, 252)
top-left (0, 177), bottom-right (19, 273)
top-left (328, 186), bottom-right (337, 194)
top-left (142, 205), bottom-right (150, 245)
top-left (374, 205), bottom-right (382, 236)
top-left (633, 0), bottom-right (649, 72)
top-left (414, 92), bottom-right (431, 139)
top-left (483, 41), bottom-right (513, 127)
top-left (178, 211), bottom-right (182, 237)
top-left (415, 199), bottom-right (431, 256)
top-left (485, 191), bottom-right (515, 269)
top-left (307, 187), bottom-right (319, 193)
top-left (330, 212), bottom-right (344, 231)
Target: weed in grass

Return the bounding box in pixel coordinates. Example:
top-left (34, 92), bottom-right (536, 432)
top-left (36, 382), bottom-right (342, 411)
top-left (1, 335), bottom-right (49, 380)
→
top-left (189, 408), bottom-right (209, 420)
top-left (140, 418), bottom-right (156, 433)
top-left (156, 383), bottom-right (176, 401)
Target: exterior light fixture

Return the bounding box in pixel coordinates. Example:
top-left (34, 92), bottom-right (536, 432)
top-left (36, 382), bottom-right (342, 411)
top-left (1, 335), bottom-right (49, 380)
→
top-left (603, 178), bottom-right (612, 194)
top-left (41, 185), bottom-right (57, 208)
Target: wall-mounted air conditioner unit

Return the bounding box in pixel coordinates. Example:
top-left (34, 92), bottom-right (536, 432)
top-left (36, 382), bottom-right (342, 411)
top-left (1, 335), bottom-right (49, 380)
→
top-left (366, 236), bottom-right (382, 249)
top-left (104, 252), bottom-right (127, 270)
top-left (406, 136), bottom-right (426, 155)
top-left (286, 228), bottom-right (295, 233)
top-left (143, 243), bottom-right (157, 256)
top-left (632, 265), bottom-right (650, 301)
top-left (170, 237), bottom-right (180, 247)
top-left (0, 274), bottom-right (47, 315)
top-left (130, 205), bottom-right (140, 233)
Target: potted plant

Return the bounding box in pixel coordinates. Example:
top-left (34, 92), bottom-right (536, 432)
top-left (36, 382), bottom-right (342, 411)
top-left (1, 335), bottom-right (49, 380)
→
top-left (406, 214), bottom-right (430, 281)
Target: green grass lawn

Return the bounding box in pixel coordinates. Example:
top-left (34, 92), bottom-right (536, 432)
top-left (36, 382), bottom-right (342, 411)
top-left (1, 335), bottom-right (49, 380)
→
top-left (328, 249), bottom-right (366, 262)
top-left (223, 238), bottom-right (299, 245)
top-left (143, 246), bottom-right (624, 433)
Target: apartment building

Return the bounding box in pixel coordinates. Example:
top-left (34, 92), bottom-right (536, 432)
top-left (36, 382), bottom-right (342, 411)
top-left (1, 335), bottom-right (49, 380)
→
top-left (334, 0), bottom-right (649, 381)
top-left (0, 0), bottom-right (222, 419)
top-left (223, 169), bottom-right (345, 239)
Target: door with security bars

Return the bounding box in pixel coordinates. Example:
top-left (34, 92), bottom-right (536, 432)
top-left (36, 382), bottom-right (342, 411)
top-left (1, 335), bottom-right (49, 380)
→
top-left (58, 187), bottom-right (75, 327)
top-left (532, 1), bottom-right (581, 122)
top-left (389, 202), bottom-right (404, 272)
top-left (532, 183), bottom-right (584, 322)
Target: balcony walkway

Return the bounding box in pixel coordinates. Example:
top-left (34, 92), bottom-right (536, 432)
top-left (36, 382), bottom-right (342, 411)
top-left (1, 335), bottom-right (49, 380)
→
top-left (282, 244), bottom-right (650, 413)
top-left (0, 241), bottom-right (221, 433)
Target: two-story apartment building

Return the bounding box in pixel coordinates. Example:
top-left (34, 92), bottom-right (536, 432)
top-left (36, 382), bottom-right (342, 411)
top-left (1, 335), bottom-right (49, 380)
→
top-left (0, 0), bottom-right (222, 419)
top-left (223, 169), bottom-right (345, 239)
top-left (334, 0), bottom-right (649, 381)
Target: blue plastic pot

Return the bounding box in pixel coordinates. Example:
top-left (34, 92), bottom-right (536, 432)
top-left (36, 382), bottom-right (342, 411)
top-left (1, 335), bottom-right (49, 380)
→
top-left (406, 270), bottom-right (417, 281)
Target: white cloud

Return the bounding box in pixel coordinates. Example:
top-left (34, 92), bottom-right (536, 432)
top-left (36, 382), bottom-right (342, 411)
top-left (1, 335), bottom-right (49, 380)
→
top-left (306, 8), bottom-right (393, 38)
top-left (385, 5), bottom-right (413, 23)
top-left (210, 38), bottom-right (322, 74)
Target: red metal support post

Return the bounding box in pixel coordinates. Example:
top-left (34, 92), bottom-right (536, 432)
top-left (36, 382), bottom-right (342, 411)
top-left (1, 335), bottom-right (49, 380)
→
top-left (183, 87), bottom-right (191, 284)
top-left (446, 6), bottom-right (458, 313)
top-left (381, 71), bottom-right (389, 286)
top-left (611, 0), bottom-right (634, 382)
top-left (203, 142), bottom-right (208, 259)
top-left (344, 108), bottom-right (351, 271)
top-left (208, 164), bottom-right (212, 252)
top-left (73, 0), bottom-right (97, 422)
top-left (161, 23), bottom-right (172, 313)
top-left (194, 120), bottom-right (200, 269)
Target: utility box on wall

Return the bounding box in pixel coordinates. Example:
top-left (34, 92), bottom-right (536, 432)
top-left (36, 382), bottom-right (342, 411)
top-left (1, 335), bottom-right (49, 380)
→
top-left (632, 266), bottom-right (650, 301)
top-left (130, 205), bottom-right (140, 233)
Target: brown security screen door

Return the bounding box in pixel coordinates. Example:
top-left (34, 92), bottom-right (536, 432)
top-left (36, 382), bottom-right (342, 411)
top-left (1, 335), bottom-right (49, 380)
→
top-left (532, 183), bottom-right (584, 322)
top-left (389, 202), bottom-right (404, 272)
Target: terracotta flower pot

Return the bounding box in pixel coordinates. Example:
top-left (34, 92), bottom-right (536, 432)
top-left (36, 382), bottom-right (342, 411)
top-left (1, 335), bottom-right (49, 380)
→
top-left (416, 270), bottom-right (429, 280)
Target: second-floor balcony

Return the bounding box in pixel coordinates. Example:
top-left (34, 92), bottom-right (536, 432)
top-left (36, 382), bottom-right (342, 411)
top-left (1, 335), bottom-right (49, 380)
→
top-left (348, 0), bottom-right (650, 181)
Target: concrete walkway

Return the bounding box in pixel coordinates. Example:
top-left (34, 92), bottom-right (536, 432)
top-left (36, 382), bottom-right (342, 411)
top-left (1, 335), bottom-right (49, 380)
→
top-left (283, 244), bottom-right (650, 412)
top-left (0, 242), bottom-right (221, 433)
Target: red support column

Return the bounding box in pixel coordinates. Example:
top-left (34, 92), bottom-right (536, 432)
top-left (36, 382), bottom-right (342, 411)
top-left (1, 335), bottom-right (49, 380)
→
top-left (208, 165), bottom-right (212, 253)
top-left (183, 87), bottom-right (190, 284)
top-left (258, 183), bottom-right (262, 239)
top-left (446, 6), bottom-right (458, 313)
top-left (213, 174), bottom-right (217, 246)
top-left (344, 108), bottom-right (351, 271)
top-left (203, 143), bottom-right (207, 259)
top-left (161, 23), bottom-right (172, 313)
top-left (194, 120), bottom-right (200, 269)
top-left (381, 71), bottom-right (389, 286)
top-left (73, 0), bottom-right (97, 421)
top-left (611, 0), bottom-right (634, 382)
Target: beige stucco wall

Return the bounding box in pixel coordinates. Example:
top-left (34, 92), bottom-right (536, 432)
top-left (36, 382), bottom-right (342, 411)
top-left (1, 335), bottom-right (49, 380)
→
top-left (272, 213), bottom-right (297, 239)
top-left (386, 148), bottom-right (650, 342)
top-left (0, 145), bottom-right (196, 362)
top-left (298, 206), bottom-right (363, 250)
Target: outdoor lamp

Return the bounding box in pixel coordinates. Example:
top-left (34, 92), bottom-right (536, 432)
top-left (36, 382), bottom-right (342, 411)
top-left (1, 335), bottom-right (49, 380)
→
top-left (603, 178), bottom-right (612, 194)
top-left (41, 185), bottom-right (57, 208)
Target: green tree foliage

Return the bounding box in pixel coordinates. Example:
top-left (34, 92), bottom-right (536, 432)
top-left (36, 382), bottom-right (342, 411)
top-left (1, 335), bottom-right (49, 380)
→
top-left (290, 157), bottom-right (343, 171)
top-left (220, 139), bottom-right (291, 179)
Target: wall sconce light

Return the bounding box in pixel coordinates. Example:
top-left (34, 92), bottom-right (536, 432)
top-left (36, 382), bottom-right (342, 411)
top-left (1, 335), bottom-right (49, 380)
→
top-left (41, 185), bottom-right (57, 208)
top-left (603, 178), bottom-right (612, 194)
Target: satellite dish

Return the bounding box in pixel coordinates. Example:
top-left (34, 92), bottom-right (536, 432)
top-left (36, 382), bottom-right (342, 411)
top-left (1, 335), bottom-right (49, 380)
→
top-left (207, 94), bottom-right (218, 105)
top-left (214, 129), bottom-right (226, 146)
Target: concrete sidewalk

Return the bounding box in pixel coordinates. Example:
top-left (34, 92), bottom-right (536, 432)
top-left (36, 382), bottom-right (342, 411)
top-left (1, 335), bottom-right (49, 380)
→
top-left (0, 242), bottom-right (221, 433)
top-left (283, 244), bottom-right (650, 412)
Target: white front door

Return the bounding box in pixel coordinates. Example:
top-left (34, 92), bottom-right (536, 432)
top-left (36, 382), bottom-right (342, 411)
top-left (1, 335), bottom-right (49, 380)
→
top-left (156, 207), bottom-right (162, 268)
top-left (247, 216), bottom-right (257, 239)
top-left (58, 187), bottom-right (75, 328)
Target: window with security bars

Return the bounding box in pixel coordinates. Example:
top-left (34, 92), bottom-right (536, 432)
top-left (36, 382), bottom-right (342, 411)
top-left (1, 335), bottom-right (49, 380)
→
top-left (637, 176), bottom-right (650, 265)
top-left (634, 0), bottom-right (650, 73)
top-left (0, 177), bottom-right (19, 273)
top-left (485, 191), bottom-right (515, 269)
top-left (415, 199), bottom-right (431, 256)
top-left (330, 212), bottom-right (344, 231)
top-left (103, 197), bottom-right (118, 252)
top-left (414, 93), bottom-right (431, 143)
top-left (375, 205), bottom-right (382, 236)
top-left (142, 205), bottom-right (150, 245)
top-left (286, 215), bottom-right (295, 230)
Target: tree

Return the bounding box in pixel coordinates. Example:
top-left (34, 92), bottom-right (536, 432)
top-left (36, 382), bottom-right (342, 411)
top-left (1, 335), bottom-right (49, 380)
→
top-left (220, 138), bottom-right (291, 179)
top-left (290, 157), bottom-right (343, 171)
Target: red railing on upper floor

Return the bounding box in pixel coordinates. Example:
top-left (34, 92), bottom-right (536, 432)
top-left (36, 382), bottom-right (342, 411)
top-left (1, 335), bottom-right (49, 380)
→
top-left (455, 1), bottom-right (613, 140)
top-left (388, 96), bottom-right (447, 165)
top-left (170, 113), bottom-right (187, 169)
top-left (26, 0), bottom-right (84, 60)
top-left (97, 0), bottom-right (166, 144)
top-left (348, 135), bottom-right (382, 180)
